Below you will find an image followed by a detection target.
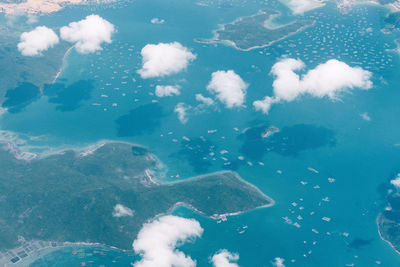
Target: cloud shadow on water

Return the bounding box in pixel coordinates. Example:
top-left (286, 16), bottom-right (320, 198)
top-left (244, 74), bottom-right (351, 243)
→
top-left (170, 137), bottom-right (216, 174)
top-left (348, 238), bottom-right (374, 249)
top-left (238, 123), bottom-right (336, 161)
top-left (2, 82), bottom-right (40, 113)
top-left (115, 103), bottom-right (165, 137)
top-left (43, 80), bottom-right (94, 111)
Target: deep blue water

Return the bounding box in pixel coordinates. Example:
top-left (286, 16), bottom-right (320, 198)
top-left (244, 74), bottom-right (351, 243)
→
top-left (2, 0), bottom-right (400, 266)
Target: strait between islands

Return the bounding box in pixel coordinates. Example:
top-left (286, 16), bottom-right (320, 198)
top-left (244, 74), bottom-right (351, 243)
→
top-left (0, 141), bottom-right (274, 251)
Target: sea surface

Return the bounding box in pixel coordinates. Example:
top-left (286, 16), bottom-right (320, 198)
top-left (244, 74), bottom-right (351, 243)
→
top-left (2, 0), bottom-right (400, 266)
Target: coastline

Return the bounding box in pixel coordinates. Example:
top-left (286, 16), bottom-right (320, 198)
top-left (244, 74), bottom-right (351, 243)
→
top-left (1, 178), bottom-right (274, 266)
top-left (4, 246), bottom-right (61, 267)
top-left (164, 170), bottom-right (275, 206)
top-left (151, 194), bottom-right (273, 224)
top-left (0, 0), bottom-right (86, 15)
top-left (0, 139), bottom-right (150, 161)
top-left (194, 10), bottom-right (315, 52)
top-left (0, 139), bottom-right (275, 211)
top-left (0, 139), bottom-right (275, 263)
top-left (0, 0), bottom-right (120, 15)
top-left (376, 213), bottom-right (400, 256)
top-left (337, 0), bottom-right (398, 13)
top-left (0, 138), bottom-right (275, 213)
top-left (52, 45), bottom-right (74, 84)
top-left (2, 137), bottom-right (275, 211)
top-left (2, 240), bottom-right (132, 267)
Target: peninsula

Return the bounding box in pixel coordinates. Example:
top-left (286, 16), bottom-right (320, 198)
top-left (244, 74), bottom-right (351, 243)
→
top-left (0, 141), bottom-right (273, 254)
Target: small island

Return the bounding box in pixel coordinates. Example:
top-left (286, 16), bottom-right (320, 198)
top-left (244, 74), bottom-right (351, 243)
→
top-left (195, 9), bottom-right (315, 51)
top-left (0, 141), bottom-right (273, 259)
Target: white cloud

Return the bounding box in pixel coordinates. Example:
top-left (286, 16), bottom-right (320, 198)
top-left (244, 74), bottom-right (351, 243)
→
top-left (270, 58), bottom-right (305, 102)
top-left (253, 96), bottom-right (279, 115)
top-left (151, 18), bottom-right (165, 24)
top-left (174, 102), bottom-right (191, 124)
top-left (155, 85), bottom-right (181, 97)
top-left (60, 14), bottom-right (115, 54)
top-left (207, 70), bottom-right (248, 108)
top-left (137, 42), bottom-right (196, 78)
top-left (300, 59), bottom-right (372, 98)
top-left (112, 204), bottom-right (134, 217)
top-left (132, 215), bottom-right (203, 267)
top-left (195, 94), bottom-right (214, 106)
top-left (391, 174), bottom-right (400, 189)
top-left (18, 26), bottom-right (59, 56)
top-left (272, 257), bottom-right (285, 267)
top-left (280, 0), bottom-right (325, 15)
top-left (211, 250), bottom-right (239, 267)
top-left (253, 58), bottom-right (372, 114)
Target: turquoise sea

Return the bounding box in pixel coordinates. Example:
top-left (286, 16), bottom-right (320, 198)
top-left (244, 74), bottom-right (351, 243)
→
top-left (2, 0), bottom-right (400, 266)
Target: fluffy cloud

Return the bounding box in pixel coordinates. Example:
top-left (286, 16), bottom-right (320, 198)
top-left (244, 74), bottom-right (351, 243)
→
top-left (137, 42), bottom-right (196, 78)
top-left (174, 102), bottom-right (191, 124)
top-left (112, 204), bottom-right (134, 217)
top-left (282, 0), bottom-right (325, 15)
top-left (391, 174), bottom-right (400, 189)
top-left (60, 14), bottom-right (115, 54)
top-left (253, 58), bottom-right (372, 114)
top-left (207, 70), bottom-right (248, 108)
top-left (253, 96), bottom-right (279, 115)
top-left (155, 85), bottom-right (181, 97)
top-left (132, 215), bottom-right (203, 267)
top-left (18, 26), bottom-right (59, 56)
top-left (211, 250), bottom-right (239, 267)
top-left (195, 94), bottom-right (214, 106)
top-left (270, 58), bottom-right (305, 102)
top-left (300, 60), bottom-right (372, 98)
top-left (272, 257), bottom-right (285, 267)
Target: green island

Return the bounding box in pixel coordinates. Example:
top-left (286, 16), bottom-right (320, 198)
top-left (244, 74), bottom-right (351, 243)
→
top-left (0, 141), bottom-right (273, 254)
top-left (195, 9), bottom-right (315, 51)
top-left (377, 188), bottom-right (400, 255)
